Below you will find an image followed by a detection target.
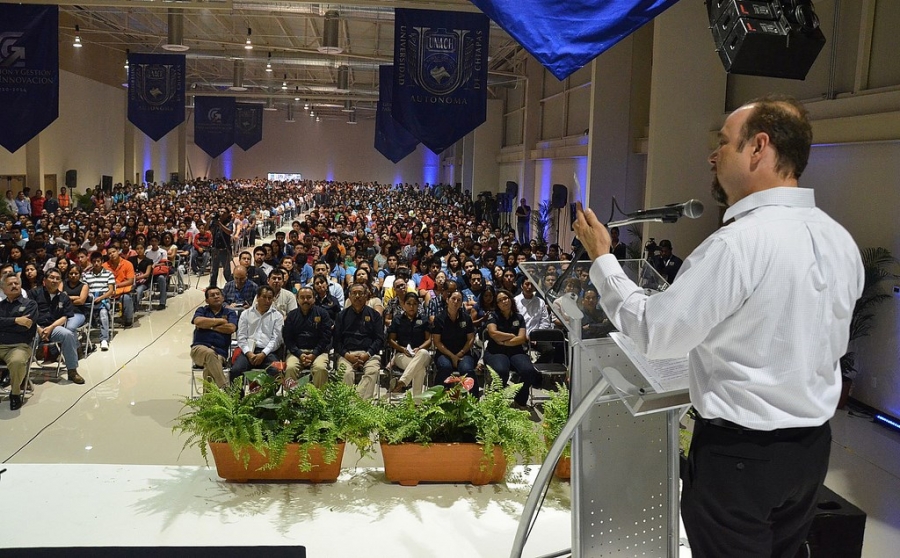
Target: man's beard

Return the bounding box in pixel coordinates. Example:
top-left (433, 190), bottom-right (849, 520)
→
top-left (711, 175), bottom-right (729, 207)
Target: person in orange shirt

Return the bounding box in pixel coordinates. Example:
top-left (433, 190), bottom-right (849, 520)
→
top-left (58, 186), bottom-right (71, 209)
top-left (103, 244), bottom-right (135, 327)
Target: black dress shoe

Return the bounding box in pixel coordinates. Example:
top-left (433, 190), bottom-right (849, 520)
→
top-left (0, 373), bottom-right (10, 389)
top-left (10, 394), bottom-right (24, 411)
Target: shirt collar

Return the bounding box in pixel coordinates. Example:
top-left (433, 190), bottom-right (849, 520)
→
top-left (723, 187), bottom-right (815, 222)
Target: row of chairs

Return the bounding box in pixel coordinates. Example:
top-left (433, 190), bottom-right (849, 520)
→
top-left (189, 327), bottom-right (570, 406)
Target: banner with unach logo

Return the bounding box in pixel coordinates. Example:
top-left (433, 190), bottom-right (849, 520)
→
top-left (392, 9), bottom-right (489, 154)
top-left (234, 103), bottom-right (263, 151)
top-left (0, 5), bottom-right (59, 153)
top-left (194, 96), bottom-right (235, 158)
top-left (375, 65), bottom-right (419, 164)
top-left (470, 0), bottom-right (679, 80)
top-left (128, 52), bottom-right (185, 141)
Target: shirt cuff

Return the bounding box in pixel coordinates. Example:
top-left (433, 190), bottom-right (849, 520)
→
top-left (593, 253), bottom-right (625, 279)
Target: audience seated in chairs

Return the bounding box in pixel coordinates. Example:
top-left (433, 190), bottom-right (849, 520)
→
top-left (222, 264), bottom-right (258, 311)
top-left (30, 268), bottom-right (84, 385)
top-left (312, 273), bottom-right (341, 323)
top-left (334, 282), bottom-right (383, 399)
top-left (387, 292), bottom-right (432, 395)
top-left (82, 251), bottom-right (116, 351)
top-left (283, 286), bottom-right (333, 388)
top-left (262, 268), bottom-right (298, 318)
top-left (231, 285), bottom-right (283, 384)
top-left (103, 245), bottom-right (135, 327)
top-left (484, 288), bottom-right (539, 410)
top-left (432, 290), bottom-right (478, 396)
top-left (190, 287), bottom-right (238, 390)
top-left (0, 272), bottom-right (39, 410)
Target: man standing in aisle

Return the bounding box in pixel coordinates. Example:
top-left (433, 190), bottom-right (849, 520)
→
top-left (515, 197), bottom-right (531, 245)
top-left (574, 95), bottom-right (863, 558)
top-left (209, 209), bottom-right (234, 289)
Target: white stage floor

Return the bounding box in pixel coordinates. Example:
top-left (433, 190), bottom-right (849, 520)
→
top-left (1, 464), bottom-right (574, 557)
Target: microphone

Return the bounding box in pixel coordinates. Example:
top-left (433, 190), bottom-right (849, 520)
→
top-left (609, 199), bottom-right (704, 227)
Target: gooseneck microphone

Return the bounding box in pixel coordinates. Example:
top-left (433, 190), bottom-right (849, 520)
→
top-left (609, 199), bottom-right (704, 227)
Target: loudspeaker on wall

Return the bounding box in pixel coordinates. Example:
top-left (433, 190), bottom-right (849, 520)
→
top-left (551, 184), bottom-right (568, 209)
top-left (64, 169), bottom-right (77, 189)
top-left (506, 181), bottom-right (518, 199)
top-left (145, 169), bottom-right (154, 183)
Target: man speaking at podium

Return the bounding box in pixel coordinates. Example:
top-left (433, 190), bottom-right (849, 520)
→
top-left (574, 96), bottom-right (863, 558)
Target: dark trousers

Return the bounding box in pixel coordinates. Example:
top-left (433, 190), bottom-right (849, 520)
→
top-left (681, 418), bottom-right (831, 558)
top-left (208, 247), bottom-right (233, 288)
top-left (483, 351), bottom-right (537, 405)
top-left (229, 351), bottom-right (279, 382)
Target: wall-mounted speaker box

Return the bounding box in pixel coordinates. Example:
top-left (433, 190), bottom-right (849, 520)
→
top-left (551, 184), bottom-right (568, 209)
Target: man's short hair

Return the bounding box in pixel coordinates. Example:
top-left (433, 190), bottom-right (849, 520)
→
top-left (205, 286), bottom-right (222, 300)
top-left (90, 251), bottom-right (104, 262)
top-left (253, 246), bottom-right (266, 255)
top-left (740, 95), bottom-right (812, 179)
top-left (45, 268), bottom-right (62, 280)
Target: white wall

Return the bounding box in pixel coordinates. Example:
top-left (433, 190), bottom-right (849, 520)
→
top-left (0, 70), bottom-right (125, 193)
top-left (473, 99), bottom-right (503, 194)
top-left (187, 109), bottom-right (443, 185)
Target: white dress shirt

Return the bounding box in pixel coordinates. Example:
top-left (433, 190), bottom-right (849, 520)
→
top-left (237, 305), bottom-right (284, 356)
top-left (515, 293), bottom-right (552, 336)
top-left (590, 188), bottom-right (863, 430)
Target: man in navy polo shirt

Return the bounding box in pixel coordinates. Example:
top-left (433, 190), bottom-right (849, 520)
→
top-left (190, 286), bottom-right (238, 389)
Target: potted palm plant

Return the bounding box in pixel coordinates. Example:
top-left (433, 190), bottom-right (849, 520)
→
top-left (375, 370), bottom-right (544, 486)
top-left (541, 384), bottom-right (571, 480)
top-left (531, 200), bottom-right (554, 245)
top-left (839, 247), bottom-right (898, 408)
top-left (173, 373), bottom-right (376, 482)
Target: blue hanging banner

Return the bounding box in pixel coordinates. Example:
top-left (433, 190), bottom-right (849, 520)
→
top-left (234, 102), bottom-right (263, 151)
top-left (127, 52), bottom-right (186, 141)
top-left (470, 0), bottom-right (680, 81)
top-left (0, 5), bottom-right (59, 153)
top-left (194, 96), bottom-right (235, 158)
top-left (392, 8), bottom-right (489, 154)
top-left (375, 65), bottom-right (419, 164)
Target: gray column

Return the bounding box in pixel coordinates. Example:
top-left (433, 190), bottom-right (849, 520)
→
top-left (177, 120), bottom-right (187, 183)
top-left (124, 112), bottom-right (135, 186)
top-left (644, 0), bottom-right (727, 253)
top-left (461, 131), bottom-right (475, 193)
top-left (25, 136), bottom-right (43, 191)
top-left (521, 57), bottom-right (542, 206)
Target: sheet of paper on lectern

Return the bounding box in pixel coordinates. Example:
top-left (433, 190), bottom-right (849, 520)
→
top-left (609, 332), bottom-right (690, 394)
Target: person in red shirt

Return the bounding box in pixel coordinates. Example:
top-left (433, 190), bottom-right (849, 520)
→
top-left (30, 190), bottom-right (45, 219)
top-left (191, 222), bottom-right (212, 273)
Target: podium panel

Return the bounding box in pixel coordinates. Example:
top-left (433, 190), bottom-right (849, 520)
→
top-left (573, 338), bottom-right (677, 557)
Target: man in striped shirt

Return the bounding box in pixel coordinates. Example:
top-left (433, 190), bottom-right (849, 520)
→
top-left (82, 252), bottom-right (116, 351)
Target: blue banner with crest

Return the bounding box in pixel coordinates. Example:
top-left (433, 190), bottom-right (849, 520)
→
top-left (375, 65), bottom-right (419, 164)
top-left (127, 52), bottom-right (185, 141)
top-left (194, 96), bottom-right (235, 158)
top-left (234, 102), bottom-right (263, 151)
top-left (0, 5), bottom-right (59, 153)
top-left (392, 9), bottom-right (488, 154)
top-left (470, 0), bottom-right (680, 80)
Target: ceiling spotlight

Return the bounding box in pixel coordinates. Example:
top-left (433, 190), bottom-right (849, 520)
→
top-left (304, 102), bottom-right (309, 110)
top-left (316, 116), bottom-right (321, 122)
top-left (281, 74), bottom-right (288, 90)
top-left (245, 28), bottom-right (253, 50)
top-left (163, 8), bottom-right (189, 52)
top-left (266, 52), bottom-right (272, 73)
top-left (309, 110), bottom-right (315, 117)
top-left (73, 25), bottom-right (83, 48)
top-left (124, 48), bottom-right (130, 70)
top-left (318, 11), bottom-right (343, 54)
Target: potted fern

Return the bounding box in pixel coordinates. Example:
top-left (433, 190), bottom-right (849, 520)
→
top-left (173, 373), bottom-right (376, 482)
top-left (375, 370), bottom-right (544, 486)
top-left (541, 384), bottom-right (571, 480)
top-left (839, 247), bottom-right (898, 408)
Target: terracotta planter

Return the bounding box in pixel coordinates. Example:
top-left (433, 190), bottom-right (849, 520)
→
top-left (208, 442), bottom-right (344, 483)
top-left (554, 455), bottom-right (571, 480)
top-left (380, 442), bottom-right (507, 486)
